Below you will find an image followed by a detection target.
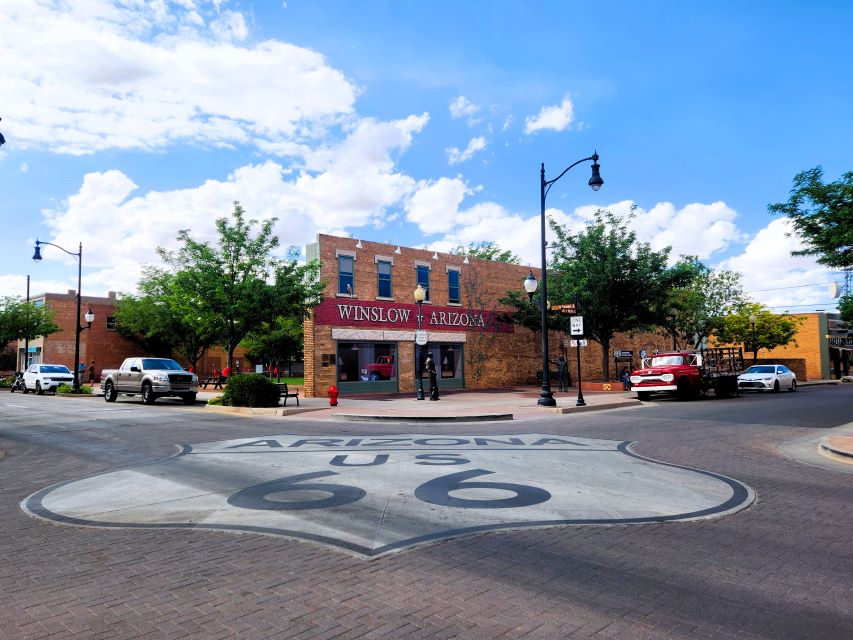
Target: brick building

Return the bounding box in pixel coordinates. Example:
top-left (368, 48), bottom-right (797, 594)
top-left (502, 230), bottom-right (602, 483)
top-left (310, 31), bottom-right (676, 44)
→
top-left (16, 291), bottom-right (245, 378)
top-left (302, 235), bottom-right (684, 398)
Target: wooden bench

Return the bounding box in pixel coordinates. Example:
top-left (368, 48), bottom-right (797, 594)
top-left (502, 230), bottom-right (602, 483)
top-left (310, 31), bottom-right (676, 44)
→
top-left (275, 383), bottom-right (299, 406)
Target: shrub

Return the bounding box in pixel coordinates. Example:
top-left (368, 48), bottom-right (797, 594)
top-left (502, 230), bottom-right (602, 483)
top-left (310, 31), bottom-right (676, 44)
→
top-left (56, 384), bottom-right (94, 394)
top-left (207, 396), bottom-right (223, 406)
top-left (0, 377), bottom-right (11, 388)
top-left (221, 374), bottom-right (280, 408)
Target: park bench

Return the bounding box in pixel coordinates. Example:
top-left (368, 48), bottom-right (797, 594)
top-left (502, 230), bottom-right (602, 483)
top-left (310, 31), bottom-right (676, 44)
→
top-left (275, 382), bottom-right (299, 406)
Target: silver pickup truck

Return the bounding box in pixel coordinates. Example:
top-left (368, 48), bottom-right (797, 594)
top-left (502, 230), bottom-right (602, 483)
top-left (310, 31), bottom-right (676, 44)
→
top-left (101, 357), bottom-right (199, 404)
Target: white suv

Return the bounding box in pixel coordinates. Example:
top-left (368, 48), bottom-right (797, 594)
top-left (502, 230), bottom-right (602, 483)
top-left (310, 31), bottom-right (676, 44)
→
top-left (23, 363), bottom-right (75, 394)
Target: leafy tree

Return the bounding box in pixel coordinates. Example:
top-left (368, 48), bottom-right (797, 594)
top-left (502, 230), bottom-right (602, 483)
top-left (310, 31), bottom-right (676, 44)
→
top-left (157, 202), bottom-right (324, 374)
top-left (839, 294), bottom-right (853, 324)
top-left (768, 167), bottom-right (853, 270)
top-left (0, 297), bottom-right (59, 348)
top-left (712, 303), bottom-right (802, 363)
top-left (115, 267), bottom-right (218, 369)
top-left (547, 209), bottom-right (675, 381)
top-left (663, 257), bottom-right (745, 349)
top-left (242, 316), bottom-right (303, 378)
top-left (450, 241), bottom-right (521, 264)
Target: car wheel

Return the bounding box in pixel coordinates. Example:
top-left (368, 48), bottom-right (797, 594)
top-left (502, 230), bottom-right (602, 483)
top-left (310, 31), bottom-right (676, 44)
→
top-left (181, 393), bottom-right (197, 405)
top-left (36, 381), bottom-right (44, 395)
top-left (773, 380), bottom-right (780, 392)
top-left (789, 379), bottom-right (797, 392)
top-left (676, 378), bottom-right (694, 400)
top-left (369, 372), bottom-right (381, 381)
top-left (142, 383), bottom-right (156, 404)
top-left (104, 380), bottom-right (118, 403)
top-left (637, 391), bottom-right (651, 401)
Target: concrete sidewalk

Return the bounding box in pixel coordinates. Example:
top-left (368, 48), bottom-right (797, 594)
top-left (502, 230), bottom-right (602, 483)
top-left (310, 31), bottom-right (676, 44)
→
top-left (200, 386), bottom-right (642, 421)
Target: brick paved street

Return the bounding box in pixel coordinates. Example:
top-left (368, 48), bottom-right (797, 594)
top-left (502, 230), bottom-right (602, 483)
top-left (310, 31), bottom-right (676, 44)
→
top-left (1, 386), bottom-right (851, 639)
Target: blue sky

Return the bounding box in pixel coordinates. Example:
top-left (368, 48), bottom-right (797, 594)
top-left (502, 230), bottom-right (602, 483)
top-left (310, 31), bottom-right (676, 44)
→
top-left (1, 0), bottom-right (851, 313)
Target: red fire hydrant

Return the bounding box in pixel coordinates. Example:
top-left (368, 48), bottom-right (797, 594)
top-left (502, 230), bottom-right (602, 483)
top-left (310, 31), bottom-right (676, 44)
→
top-left (328, 384), bottom-right (338, 406)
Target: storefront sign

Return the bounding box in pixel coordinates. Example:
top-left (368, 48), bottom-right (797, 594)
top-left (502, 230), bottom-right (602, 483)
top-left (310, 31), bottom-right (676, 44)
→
top-left (314, 298), bottom-right (514, 333)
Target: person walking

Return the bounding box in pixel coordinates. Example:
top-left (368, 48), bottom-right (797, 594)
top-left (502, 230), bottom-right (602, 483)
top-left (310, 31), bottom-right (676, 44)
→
top-left (87, 360), bottom-right (96, 383)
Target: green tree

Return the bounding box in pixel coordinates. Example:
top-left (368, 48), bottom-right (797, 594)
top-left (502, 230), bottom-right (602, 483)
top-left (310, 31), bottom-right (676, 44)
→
top-left (768, 167), bottom-right (853, 270)
top-left (242, 316), bottom-right (303, 378)
top-left (157, 202), bottom-right (324, 373)
top-left (115, 267), bottom-right (218, 369)
top-left (712, 303), bottom-right (802, 363)
top-left (450, 241), bottom-right (521, 264)
top-left (839, 294), bottom-right (853, 324)
top-left (0, 297), bottom-right (59, 348)
top-left (663, 257), bottom-right (745, 349)
top-left (547, 209), bottom-right (675, 381)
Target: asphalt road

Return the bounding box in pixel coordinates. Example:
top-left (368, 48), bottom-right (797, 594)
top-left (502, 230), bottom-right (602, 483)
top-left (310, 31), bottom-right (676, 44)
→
top-left (1, 385), bottom-right (851, 639)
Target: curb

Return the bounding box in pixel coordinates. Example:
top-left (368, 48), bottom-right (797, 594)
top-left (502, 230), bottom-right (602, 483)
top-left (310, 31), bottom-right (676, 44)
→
top-left (332, 413), bottom-right (514, 423)
top-left (819, 435), bottom-right (853, 461)
top-left (553, 399), bottom-right (643, 414)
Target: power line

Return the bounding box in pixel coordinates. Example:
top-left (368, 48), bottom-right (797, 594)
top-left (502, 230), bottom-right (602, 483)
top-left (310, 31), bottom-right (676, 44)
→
top-left (746, 281), bottom-right (838, 293)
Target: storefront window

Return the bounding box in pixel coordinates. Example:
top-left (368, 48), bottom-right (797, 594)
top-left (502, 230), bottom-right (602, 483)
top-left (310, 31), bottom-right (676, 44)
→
top-left (337, 342), bottom-right (397, 383)
top-left (419, 343), bottom-right (463, 380)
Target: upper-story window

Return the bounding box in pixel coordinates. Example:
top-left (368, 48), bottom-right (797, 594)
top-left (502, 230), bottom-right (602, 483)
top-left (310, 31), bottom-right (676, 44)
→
top-left (448, 269), bottom-right (460, 304)
top-left (338, 254), bottom-right (354, 295)
top-left (377, 260), bottom-right (392, 298)
top-left (106, 316), bottom-right (117, 331)
top-left (416, 264), bottom-right (430, 301)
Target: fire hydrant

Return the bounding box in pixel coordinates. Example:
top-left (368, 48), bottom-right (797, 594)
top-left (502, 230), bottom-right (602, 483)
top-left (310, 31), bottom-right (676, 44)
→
top-left (328, 384), bottom-right (338, 406)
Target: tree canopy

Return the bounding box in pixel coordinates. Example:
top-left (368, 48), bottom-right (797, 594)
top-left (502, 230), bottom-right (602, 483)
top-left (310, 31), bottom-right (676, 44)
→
top-left (768, 167), bottom-right (853, 270)
top-left (712, 303), bottom-right (802, 363)
top-left (449, 241), bottom-right (521, 264)
top-left (0, 296), bottom-right (59, 348)
top-left (547, 209), bottom-right (678, 380)
top-left (156, 202), bottom-right (323, 372)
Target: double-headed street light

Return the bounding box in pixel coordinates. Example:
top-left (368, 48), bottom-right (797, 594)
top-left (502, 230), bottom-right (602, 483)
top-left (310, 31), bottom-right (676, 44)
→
top-left (33, 240), bottom-right (94, 393)
top-left (414, 284), bottom-right (427, 400)
top-left (535, 152), bottom-right (603, 407)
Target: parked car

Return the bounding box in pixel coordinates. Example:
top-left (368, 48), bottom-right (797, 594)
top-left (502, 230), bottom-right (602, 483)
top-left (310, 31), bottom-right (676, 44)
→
top-left (22, 363), bottom-right (75, 395)
top-left (737, 364), bottom-right (797, 392)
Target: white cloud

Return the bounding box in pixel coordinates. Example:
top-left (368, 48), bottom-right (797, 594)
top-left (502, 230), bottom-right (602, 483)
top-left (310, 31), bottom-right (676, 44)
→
top-left (405, 177), bottom-right (471, 234)
top-left (2, 0), bottom-right (356, 155)
top-left (449, 96), bottom-right (481, 125)
top-left (446, 136), bottom-right (487, 165)
top-left (20, 162), bottom-right (28, 173)
top-left (716, 218), bottom-right (839, 312)
top-left (524, 96), bottom-right (575, 134)
top-left (5, 112), bottom-right (432, 298)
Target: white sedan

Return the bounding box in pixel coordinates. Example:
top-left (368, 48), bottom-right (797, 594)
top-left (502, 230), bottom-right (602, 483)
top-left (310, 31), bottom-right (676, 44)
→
top-left (23, 363), bottom-right (75, 395)
top-left (737, 364), bottom-right (797, 392)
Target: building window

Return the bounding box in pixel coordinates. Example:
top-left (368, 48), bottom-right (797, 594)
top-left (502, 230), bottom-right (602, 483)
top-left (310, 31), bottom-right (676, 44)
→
top-left (377, 260), bottom-right (392, 298)
top-left (448, 269), bottom-right (460, 304)
top-left (416, 265), bottom-right (430, 301)
top-left (106, 316), bottom-right (117, 331)
top-left (338, 255), bottom-right (354, 295)
top-left (337, 342), bottom-right (397, 383)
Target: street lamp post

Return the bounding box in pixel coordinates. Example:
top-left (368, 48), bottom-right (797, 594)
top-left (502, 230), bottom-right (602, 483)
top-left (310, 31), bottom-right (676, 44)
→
top-left (32, 240), bottom-right (94, 393)
top-left (749, 313), bottom-right (757, 363)
top-left (414, 284), bottom-right (426, 400)
top-left (537, 152), bottom-right (603, 407)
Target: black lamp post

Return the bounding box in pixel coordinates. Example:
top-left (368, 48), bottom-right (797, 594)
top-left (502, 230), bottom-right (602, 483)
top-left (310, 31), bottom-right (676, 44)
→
top-left (537, 152), bottom-right (603, 407)
top-left (414, 284), bottom-right (426, 400)
top-left (749, 313), bottom-right (757, 363)
top-left (33, 240), bottom-right (94, 393)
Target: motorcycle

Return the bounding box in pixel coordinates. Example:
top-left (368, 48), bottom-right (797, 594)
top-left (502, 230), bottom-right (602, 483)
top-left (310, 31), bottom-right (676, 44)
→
top-left (10, 371), bottom-right (24, 393)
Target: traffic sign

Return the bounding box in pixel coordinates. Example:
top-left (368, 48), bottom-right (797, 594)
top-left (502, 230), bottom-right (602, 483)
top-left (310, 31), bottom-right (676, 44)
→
top-left (415, 330), bottom-right (428, 346)
top-left (613, 350), bottom-right (633, 359)
top-left (570, 339), bottom-right (588, 347)
top-left (570, 315), bottom-right (584, 336)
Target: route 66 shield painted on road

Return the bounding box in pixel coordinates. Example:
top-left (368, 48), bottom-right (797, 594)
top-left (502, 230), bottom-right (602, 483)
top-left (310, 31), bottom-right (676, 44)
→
top-left (23, 433), bottom-right (754, 557)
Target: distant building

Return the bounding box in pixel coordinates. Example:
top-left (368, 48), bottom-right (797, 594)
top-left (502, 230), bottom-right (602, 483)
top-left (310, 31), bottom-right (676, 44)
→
top-left (15, 290), bottom-right (245, 378)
